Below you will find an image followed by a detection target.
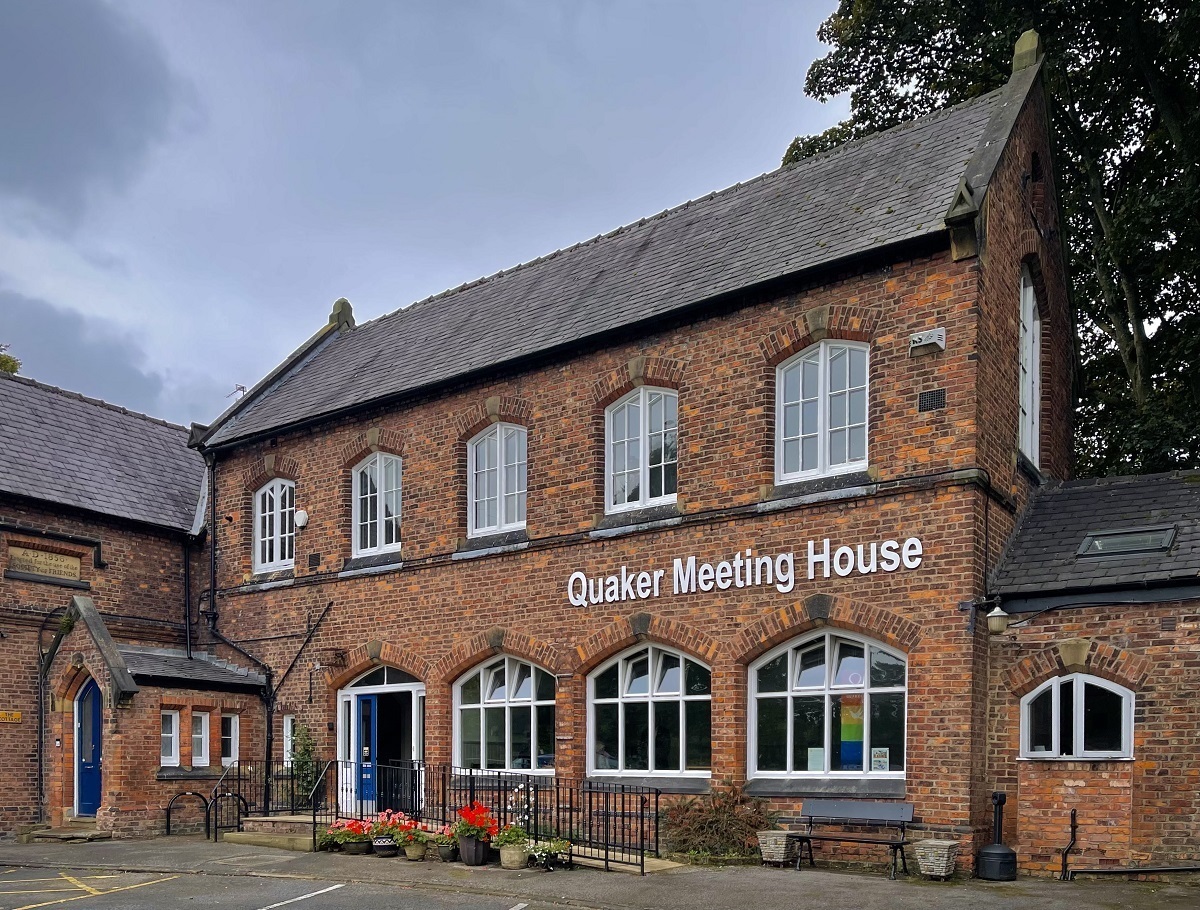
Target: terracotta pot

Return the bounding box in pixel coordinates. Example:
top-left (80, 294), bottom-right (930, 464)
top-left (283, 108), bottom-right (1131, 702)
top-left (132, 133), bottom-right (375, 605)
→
top-left (342, 840), bottom-right (372, 855)
top-left (403, 842), bottom-right (427, 861)
top-left (436, 843), bottom-right (459, 862)
top-left (499, 844), bottom-right (530, 870)
top-left (458, 835), bottom-right (489, 866)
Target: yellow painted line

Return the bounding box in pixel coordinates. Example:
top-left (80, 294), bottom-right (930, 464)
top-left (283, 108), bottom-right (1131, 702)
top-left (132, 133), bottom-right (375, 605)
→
top-left (11, 874), bottom-right (178, 910)
top-left (0, 876), bottom-right (122, 884)
top-left (0, 888), bottom-right (82, 894)
top-left (56, 874), bottom-right (101, 895)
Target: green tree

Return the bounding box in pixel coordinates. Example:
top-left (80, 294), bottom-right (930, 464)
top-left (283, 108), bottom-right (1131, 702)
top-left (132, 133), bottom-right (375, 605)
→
top-left (785, 3), bottom-right (1200, 475)
top-left (0, 343), bottom-right (19, 375)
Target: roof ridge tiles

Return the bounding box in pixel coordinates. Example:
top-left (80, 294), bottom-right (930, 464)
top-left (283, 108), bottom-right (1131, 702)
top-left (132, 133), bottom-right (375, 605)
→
top-left (0, 371), bottom-right (189, 433)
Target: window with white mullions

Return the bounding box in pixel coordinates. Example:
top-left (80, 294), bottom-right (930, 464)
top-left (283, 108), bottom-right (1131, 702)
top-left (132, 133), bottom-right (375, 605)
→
top-left (1019, 266), bottom-right (1042, 466)
top-left (777, 341), bottom-right (868, 482)
top-left (352, 453), bottom-right (402, 556)
top-left (749, 632), bottom-right (905, 778)
top-left (606, 387), bottom-right (678, 512)
top-left (1021, 674), bottom-right (1133, 759)
top-left (160, 710), bottom-right (180, 768)
top-left (254, 478), bottom-right (295, 572)
top-left (456, 657), bottom-right (556, 772)
top-left (468, 423), bottom-right (527, 536)
top-left (191, 711), bottom-right (210, 767)
top-left (589, 645), bottom-right (711, 776)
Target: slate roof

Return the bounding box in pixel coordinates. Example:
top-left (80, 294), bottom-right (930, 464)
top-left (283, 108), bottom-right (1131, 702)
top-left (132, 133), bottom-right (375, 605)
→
top-left (0, 373), bottom-right (205, 532)
top-left (204, 67), bottom-right (1040, 448)
top-left (119, 646), bottom-right (266, 691)
top-left (991, 472), bottom-right (1200, 596)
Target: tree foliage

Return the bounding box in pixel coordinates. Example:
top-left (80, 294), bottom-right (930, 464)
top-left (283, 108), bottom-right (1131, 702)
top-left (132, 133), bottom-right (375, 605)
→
top-left (0, 343), bottom-right (19, 375)
top-left (785, 2), bottom-right (1200, 475)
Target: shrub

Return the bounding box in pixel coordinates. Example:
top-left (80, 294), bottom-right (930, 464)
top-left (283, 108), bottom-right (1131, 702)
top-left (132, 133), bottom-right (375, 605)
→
top-left (493, 824), bottom-right (529, 847)
top-left (659, 783), bottom-right (777, 857)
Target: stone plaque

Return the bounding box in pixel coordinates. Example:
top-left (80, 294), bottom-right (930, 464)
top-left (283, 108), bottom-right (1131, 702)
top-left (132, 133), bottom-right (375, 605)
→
top-left (8, 546), bottom-right (81, 581)
top-left (0, 711), bottom-right (22, 723)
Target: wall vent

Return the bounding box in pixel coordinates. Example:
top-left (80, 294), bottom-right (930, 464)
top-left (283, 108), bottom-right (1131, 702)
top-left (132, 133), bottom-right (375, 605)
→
top-left (918, 389), bottom-right (947, 412)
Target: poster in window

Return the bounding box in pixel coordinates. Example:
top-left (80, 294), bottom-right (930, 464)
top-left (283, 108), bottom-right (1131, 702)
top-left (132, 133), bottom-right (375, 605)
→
top-left (807, 747), bottom-right (825, 772)
top-left (871, 747), bottom-right (890, 772)
top-left (840, 695), bottom-right (864, 768)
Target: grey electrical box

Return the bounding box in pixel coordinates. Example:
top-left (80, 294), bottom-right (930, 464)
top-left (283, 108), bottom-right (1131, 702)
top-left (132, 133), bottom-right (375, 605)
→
top-left (909, 327), bottom-right (946, 354)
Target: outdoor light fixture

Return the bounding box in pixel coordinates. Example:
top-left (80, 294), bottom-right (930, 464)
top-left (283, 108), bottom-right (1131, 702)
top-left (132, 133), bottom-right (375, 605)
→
top-left (986, 605), bottom-right (1010, 635)
top-left (295, 509), bottom-right (310, 529)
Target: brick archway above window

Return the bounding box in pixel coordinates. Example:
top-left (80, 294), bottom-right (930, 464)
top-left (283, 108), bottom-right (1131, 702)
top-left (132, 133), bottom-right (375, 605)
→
top-left (242, 453), bottom-right (301, 493)
top-left (338, 426), bottom-right (407, 470)
top-left (573, 612), bottom-right (720, 676)
top-left (453, 396), bottom-right (532, 442)
top-left (325, 640), bottom-right (432, 690)
top-left (430, 627), bottom-right (568, 684)
top-left (759, 304), bottom-right (882, 367)
top-left (731, 593), bottom-right (921, 666)
top-left (590, 355), bottom-right (687, 409)
top-left (1002, 638), bottom-right (1149, 697)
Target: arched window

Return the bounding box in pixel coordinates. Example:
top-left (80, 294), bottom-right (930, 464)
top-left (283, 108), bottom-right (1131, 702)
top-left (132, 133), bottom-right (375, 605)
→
top-left (352, 452), bottom-right (402, 556)
top-left (589, 645), bottom-right (711, 776)
top-left (1018, 266), bottom-right (1042, 466)
top-left (749, 631), bottom-right (905, 778)
top-left (455, 657), bottom-right (556, 772)
top-left (605, 387), bottom-right (678, 513)
top-left (253, 478), bottom-right (295, 572)
top-left (776, 341), bottom-right (869, 483)
top-left (1020, 674), bottom-right (1133, 759)
top-left (467, 423), bottom-right (527, 536)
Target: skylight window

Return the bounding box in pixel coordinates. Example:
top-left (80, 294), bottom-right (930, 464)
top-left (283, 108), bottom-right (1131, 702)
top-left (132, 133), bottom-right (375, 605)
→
top-left (1077, 526), bottom-right (1176, 557)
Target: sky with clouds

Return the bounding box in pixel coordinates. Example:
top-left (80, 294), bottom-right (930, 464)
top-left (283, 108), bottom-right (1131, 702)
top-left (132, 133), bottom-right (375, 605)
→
top-left (0, 0), bottom-right (845, 427)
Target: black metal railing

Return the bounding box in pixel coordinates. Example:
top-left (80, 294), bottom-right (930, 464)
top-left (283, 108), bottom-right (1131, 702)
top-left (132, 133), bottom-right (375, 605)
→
top-left (305, 760), bottom-right (659, 873)
top-left (208, 759), bottom-right (326, 839)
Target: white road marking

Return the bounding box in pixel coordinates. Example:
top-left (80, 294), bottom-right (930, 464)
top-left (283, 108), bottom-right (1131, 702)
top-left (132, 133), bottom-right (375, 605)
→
top-left (256, 883), bottom-right (346, 909)
top-left (509, 904), bottom-right (529, 910)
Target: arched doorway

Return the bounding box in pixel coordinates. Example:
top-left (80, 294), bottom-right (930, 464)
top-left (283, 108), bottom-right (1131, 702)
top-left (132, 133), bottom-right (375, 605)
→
top-left (74, 678), bottom-right (102, 817)
top-left (335, 666), bottom-right (425, 815)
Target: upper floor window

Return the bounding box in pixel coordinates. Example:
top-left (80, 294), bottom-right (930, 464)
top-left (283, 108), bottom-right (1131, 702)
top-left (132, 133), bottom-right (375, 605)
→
top-left (468, 424), bottom-right (527, 537)
top-left (455, 656), bottom-right (556, 772)
top-left (352, 453), bottom-right (402, 556)
top-left (749, 631), bottom-right (905, 778)
top-left (776, 341), bottom-right (868, 483)
top-left (1019, 267), bottom-right (1041, 466)
top-left (254, 478), bottom-right (295, 572)
top-left (606, 387), bottom-right (678, 513)
top-left (1021, 674), bottom-right (1133, 760)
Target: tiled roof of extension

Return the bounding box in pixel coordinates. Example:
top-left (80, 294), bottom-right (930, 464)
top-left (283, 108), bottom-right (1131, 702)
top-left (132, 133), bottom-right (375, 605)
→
top-left (203, 66), bottom-right (1041, 447)
top-left (119, 646), bottom-right (266, 690)
top-left (991, 472), bottom-right (1200, 596)
top-left (0, 373), bottom-right (206, 533)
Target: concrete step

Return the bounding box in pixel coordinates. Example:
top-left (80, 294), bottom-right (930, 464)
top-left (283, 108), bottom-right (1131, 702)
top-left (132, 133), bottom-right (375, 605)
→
top-left (222, 831), bottom-right (314, 852)
top-left (27, 827), bottom-right (112, 844)
top-left (569, 845), bottom-right (681, 874)
top-left (240, 815), bottom-right (314, 837)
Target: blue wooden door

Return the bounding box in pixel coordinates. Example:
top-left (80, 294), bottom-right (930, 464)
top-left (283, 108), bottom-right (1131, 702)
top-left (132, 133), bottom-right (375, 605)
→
top-left (357, 695), bottom-right (377, 803)
top-left (77, 680), bottom-right (102, 816)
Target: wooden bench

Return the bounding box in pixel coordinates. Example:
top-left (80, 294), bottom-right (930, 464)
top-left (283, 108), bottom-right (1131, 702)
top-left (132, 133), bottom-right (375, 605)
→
top-left (791, 799), bottom-right (913, 879)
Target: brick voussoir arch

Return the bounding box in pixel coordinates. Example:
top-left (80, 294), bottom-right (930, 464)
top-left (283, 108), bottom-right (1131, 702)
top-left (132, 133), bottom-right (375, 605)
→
top-left (338, 426), bottom-right (408, 469)
top-left (1002, 639), bottom-right (1150, 697)
top-left (453, 396), bottom-right (533, 442)
top-left (242, 452), bottom-right (302, 492)
top-left (759, 304), bottom-right (883, 367)
top-left (325, 640), bottom-right (433, 690)
top-left (574, 612), bottom-right (720, 675)
top-left (590, 355), bottom-right (688, 410)
top-left (430, 627), bottom-right (570, 684)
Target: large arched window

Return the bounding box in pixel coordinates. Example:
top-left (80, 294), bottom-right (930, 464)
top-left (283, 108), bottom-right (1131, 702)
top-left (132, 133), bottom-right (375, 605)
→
top-left (455, 657), bottom-right (556, 772)
top-left (253, 478), bottom-right (295, 572)
top-left (749, 632), bottom-right (905, 778)
top-left (776, 341), bottom-right (869, 483)
top-left (467, 423), bottom-right (527, 536)
top-left (605, 387), bottom-right (678, 513)
top-left (352, 452), bottom-right (402, 556)
top-left (589, 645), bottom-right (711, 776)
top-left (1020, 674), bottom-right (1133, 759)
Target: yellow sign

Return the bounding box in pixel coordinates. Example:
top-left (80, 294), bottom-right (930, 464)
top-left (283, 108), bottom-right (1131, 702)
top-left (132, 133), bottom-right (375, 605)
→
top-left (0, 711), bottom-right (22, 723)
top-left (7, 546), bottom-right (81, 581)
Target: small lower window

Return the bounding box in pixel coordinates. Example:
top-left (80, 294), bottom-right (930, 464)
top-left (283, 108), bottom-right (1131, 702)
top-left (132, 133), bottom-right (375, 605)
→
top-left (160, 711), bottom-right (180, 767)
top-left (191, 711), bottom-right (210, 767)
top-left (282, 714), bottom-right (296, 766)
top-left (221, 715), bottom-right (240, 767)
top-left (1021, 674), bottom-right (1133, 759)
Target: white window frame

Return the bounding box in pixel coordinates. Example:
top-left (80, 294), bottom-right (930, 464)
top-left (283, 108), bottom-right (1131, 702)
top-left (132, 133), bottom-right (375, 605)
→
top-left (221, 714), bottom-right (240, 767)
top-left (467, 423), bottom-right (528, 537)
top-left (1019, 266), bottom-right (1042, 467)
top-left (587, 644), bottom-right (712, 778)
top-left (282, 714), bottom-right (296, 767)
top-left (604, 386), bottom-right (679, 514)
top-left (453, 656), bottom-right (556, 773)
top-left (160, 710), bottom-right (180, 768)
top-left (748, 631), bottom-right (907, 780)
top-left (775, 341), bottom-right (870, 484)
top-left (351, 452), bottom-right (403, 557)
top-left (253, 478), bottom-right (295, 572)
top-left (191, 710), bottom-right (210, 768)
top-left (1020, 674), bottom-right (1134, 760)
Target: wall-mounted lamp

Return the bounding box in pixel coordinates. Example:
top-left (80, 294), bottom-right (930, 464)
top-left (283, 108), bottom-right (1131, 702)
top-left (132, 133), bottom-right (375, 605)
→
top-left (986, 605), bottom-right (1011, 635)
top-left (295, 509), bottom-right (310, 529)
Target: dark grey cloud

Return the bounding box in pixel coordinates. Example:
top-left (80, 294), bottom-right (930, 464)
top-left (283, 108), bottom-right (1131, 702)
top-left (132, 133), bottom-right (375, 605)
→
top-left (0, 0), bottom-right (180, 224)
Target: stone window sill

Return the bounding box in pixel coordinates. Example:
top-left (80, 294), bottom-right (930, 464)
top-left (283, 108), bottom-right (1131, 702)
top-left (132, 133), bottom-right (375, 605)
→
top-left (590, 503), bottom-right (682, 540)
top-left (744, 777), bottom-right (906, 799)
top-left (586, 775), bottom-right (710, 795)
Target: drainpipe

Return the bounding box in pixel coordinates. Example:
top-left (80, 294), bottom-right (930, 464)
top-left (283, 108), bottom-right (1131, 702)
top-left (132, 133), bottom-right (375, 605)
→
top-left (182, 538), bottom-right (193, 660)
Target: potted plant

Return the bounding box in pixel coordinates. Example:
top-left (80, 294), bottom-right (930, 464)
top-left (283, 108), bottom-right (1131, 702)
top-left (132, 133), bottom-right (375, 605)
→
top-left (527, 837), bottom-right (571, 871)
top-left (396, 817), bottom-right (430, 861)
top-left (495, 824), bottom-right (531, 870)
top-left (370, 809), bottom-right (408, 858)
top-left (323, 818), bottom-right (374, 855)
top-left (453, 801), bottom-right (498, 866)
top-left (430, 826), bottom-right (458, 862)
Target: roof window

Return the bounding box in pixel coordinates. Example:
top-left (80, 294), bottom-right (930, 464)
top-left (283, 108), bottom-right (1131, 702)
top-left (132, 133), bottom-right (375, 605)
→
top-left (1077, 525), bottom-right (1176, 557)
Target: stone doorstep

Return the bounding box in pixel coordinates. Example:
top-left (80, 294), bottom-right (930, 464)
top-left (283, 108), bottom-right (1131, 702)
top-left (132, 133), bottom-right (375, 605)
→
top-left (239, 815), bottom-right (314, 838)
top-left (569, 845), bottom-right (682, 875)
top-left (25, 828), bottom-right (113, 844)
top-left (221, 831), bottom-right (314, 852)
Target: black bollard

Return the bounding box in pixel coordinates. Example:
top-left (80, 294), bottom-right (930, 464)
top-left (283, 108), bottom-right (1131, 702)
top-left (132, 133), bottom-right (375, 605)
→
top-left (977, 791), bottom-right (1017, 880)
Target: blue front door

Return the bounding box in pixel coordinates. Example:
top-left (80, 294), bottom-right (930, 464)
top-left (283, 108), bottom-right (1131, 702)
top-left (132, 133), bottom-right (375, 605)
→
top-left (358, 695), bottom-right (377, 802)
top-left (76, 680), bottom-right (102, 816)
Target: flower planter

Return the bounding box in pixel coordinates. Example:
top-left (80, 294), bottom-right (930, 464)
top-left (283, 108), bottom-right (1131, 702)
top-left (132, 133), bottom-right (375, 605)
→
top-left (499, 844), bottom-right (530, 870)
top-left (342, 840), bottom-right (373, 855)
top-left (403, 842), bottom-right (428, 861)
top-left (372, 836), bottom-right (399, 858)
top-left (914, 839), bottom-right (959, 879)
top-left (756, 831), bottom-right (798, 866)
top-left (436, 843), bottom-right (459, 863)
top-left (458, 835), bottom-right (489, 866)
